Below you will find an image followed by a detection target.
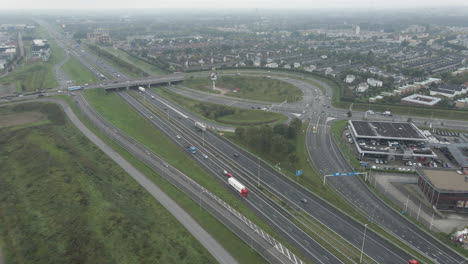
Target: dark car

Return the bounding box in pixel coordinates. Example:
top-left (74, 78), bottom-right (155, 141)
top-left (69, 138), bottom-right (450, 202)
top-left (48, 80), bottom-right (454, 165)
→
top-left (38, 94), bottom-right (44, 97)
top-left (233, 153), bottom-right (239, 158)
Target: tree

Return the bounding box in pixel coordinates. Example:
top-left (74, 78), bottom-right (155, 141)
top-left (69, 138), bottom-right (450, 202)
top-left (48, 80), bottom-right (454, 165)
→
top-left (407, 117), bottom-right (412, 122)
top-left (235, 127), bottom-right (245, 138)
top-left (347, 111), bottom-right (352, 118)
top-left (273, 124), bottom-right (288, 136)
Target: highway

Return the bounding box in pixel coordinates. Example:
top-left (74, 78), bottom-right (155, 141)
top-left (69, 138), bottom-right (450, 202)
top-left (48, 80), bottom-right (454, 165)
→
top-left (36, 20), bottom-right (468, 263)
top-left (124, 89), bottom-right (415, 263)
top-left (119, 90), bottom-right (346, 264)
top-left (148, 73), bottom-right (468, 263)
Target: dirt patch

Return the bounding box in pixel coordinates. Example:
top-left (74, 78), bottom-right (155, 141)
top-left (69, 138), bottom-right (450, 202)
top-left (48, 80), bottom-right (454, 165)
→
top-left (0, 83), bottom-right (16, 97)
top-left (0, 112), bottom-right (47, 128)
top-left (203, 84), bottom-right (231, 95)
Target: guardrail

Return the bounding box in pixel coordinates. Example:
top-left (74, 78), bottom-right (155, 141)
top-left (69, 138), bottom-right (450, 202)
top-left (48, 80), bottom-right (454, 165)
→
top-left (75, 92), bottom-right (304, 264)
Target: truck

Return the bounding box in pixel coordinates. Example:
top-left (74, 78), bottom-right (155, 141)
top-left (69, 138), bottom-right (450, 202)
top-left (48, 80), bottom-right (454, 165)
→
top-left (312, 125), bottom-right (317, 133)
top-left (188, 146), bottom-right (196, 154)
top-left (67, 86), bottom-right (83, 91)
top-left (195, 121), bottom-right (207, 131)
top-left (138, 86), bottom-right (146, 92)
top-left (382, 111), bottom-right (392, 116)
top-left (228, 177), bottom-right (248, 197)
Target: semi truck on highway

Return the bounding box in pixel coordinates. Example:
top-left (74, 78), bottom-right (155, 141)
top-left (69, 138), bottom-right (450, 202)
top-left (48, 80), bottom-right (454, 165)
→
top-left (195, 121), bottom-right (207, 131)
top-left (223, 170), bottom-right (248, 197)
top-left (67, 86), bottom-right (83, 91)
top-left (138, 86), bottom-right (146, 92)
top-left (382, 111), bottom-right (392, 116)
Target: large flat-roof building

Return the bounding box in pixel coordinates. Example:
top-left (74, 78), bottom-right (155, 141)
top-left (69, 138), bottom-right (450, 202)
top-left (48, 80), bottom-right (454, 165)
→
top-left (418, 169), bottom-right (468, 213)
top-left (401, 94), bottom-right (441, 107)
top-left (348, 120), bottom-right (436, 160)
top-left (31, 39), bottom-right (50, 61)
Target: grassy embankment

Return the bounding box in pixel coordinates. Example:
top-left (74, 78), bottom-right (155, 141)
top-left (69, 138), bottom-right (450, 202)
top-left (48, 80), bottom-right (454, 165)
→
top-left (183, 75), bottom-right (303, 103)
top-left (85, 44), bottom-right (149, 78)
top-left (155, 88), bottom-right (288, 126)
top-left (100, 46), bottom-right (168, 75)
top-left (83, 89), bottom-right (299, 263)
top-left (0, 102), bottom-right (217, 264)
top-left (0, 26), bottom-right (65, 92)
top-left (61, 57), bottom-right (98, 85)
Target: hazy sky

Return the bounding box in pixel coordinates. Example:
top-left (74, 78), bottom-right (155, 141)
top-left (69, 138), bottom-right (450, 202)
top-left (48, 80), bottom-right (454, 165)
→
top-left (2, 0), bottom-right (468, 9)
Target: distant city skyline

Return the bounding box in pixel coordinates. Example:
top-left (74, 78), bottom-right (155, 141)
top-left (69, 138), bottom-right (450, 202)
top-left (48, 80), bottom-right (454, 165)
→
top-left (1, 0), bottom-right (468, 10)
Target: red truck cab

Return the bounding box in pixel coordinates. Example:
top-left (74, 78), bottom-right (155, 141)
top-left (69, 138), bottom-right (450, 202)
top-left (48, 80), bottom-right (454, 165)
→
top-left (408, 260), bottom-right (419, 264)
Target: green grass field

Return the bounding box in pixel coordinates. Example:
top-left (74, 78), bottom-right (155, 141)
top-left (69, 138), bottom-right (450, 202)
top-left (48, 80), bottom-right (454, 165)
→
top-left (83, 89), bottom-right (294, 262)
top-left (61, 57), bottom-right (98, 85)
top-left (184, 75), bottom-right (303, 103)
top-left (100, 46), bottom-right (168, 75)
top-left (0, 62), bottom-right (57, 92)
top-left (156, 88), bottom-right (288, 126)
top-left (0, 102), bottom-right (217, 264)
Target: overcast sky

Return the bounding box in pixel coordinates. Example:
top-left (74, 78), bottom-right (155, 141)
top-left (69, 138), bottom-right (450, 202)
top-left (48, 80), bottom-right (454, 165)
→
top-left (2, 0), bottom-right (467, 9)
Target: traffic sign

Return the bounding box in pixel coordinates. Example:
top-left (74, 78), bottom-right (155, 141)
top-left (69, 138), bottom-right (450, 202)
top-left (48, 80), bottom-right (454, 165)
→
top-left (296, 170), bottom-right (303, 176)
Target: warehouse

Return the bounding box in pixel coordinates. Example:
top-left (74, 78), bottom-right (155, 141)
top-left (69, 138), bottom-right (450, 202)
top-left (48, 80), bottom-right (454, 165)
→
top-left (348, 120), bottom-right (436, 160)
top-left (417, 168), bottom-right (468, 213)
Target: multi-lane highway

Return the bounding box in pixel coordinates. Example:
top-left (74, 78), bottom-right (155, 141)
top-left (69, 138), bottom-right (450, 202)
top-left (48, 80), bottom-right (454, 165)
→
top-left (34, 20), bottom-right (468, 263)
top-left (124, 89), bottom-right (415, 263)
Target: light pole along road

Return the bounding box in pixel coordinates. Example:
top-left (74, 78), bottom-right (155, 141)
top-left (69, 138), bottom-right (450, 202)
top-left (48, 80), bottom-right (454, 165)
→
top-left (123, 89), bottom-right (414, 263)
top-left (37, 20), bottom-right (468, 262)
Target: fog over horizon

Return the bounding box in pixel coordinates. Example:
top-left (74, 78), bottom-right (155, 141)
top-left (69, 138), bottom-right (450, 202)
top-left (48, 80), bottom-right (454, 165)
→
top-left (1, 0), bottom-right (468, 10)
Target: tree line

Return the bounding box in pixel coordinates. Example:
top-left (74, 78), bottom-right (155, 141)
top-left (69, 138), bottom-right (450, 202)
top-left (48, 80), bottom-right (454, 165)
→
top-left (234, 118), bottom-right (302, 165)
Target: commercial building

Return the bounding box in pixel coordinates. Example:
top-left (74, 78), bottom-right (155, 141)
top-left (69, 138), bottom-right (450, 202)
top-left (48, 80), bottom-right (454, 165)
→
top-left (348, 120), bottom-right (436, 160)
top-left (401, 94), bottom-right (441, 107)
top-left (31, 39), bottom-right (50, 61)
top-left (418, 169), bottom-right (468, 213)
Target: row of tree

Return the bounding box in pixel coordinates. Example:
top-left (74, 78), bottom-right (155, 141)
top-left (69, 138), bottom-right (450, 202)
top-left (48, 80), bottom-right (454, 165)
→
top-left (234, 118), bottom-right (302, 164)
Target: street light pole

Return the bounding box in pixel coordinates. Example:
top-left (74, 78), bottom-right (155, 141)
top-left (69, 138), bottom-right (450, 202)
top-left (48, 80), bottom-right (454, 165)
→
top-left (257, 157), bottom-right (260, 186)
top-left (360, 224), bottom-right (368, 264)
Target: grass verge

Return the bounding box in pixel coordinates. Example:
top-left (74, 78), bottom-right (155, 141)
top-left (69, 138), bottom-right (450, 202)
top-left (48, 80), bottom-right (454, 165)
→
top-left (100, 46), bottom-right (168, 75)
top-left (61, 57), bottom-right (98, 85)
top-left (0, 102), bottom-right (217, 264)
top-left (155, 87), bottom-right (288, 126)
top-left (184, 75), bottom-right (303, 103)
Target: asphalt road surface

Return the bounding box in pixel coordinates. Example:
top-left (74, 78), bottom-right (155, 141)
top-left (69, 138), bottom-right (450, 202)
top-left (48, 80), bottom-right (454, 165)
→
top-left (124, 90), bottom-right (414, 263)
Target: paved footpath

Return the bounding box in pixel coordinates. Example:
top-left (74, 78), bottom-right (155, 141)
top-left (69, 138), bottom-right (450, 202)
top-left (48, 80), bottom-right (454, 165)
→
top-left (1, 99), bottom-right (238, 264)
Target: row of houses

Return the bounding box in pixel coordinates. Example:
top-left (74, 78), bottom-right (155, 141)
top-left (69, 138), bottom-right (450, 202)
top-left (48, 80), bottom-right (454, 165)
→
top-left (368, 78), bottom-right (442, 102)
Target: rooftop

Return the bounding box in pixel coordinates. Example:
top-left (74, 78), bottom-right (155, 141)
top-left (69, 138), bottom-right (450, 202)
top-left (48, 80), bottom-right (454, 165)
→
top-left (350, 121), bottom-right (427, 140)
top-left (420, 169), bottom-right (468, 192)
top-left (401, 94), bottom-right (441, 106)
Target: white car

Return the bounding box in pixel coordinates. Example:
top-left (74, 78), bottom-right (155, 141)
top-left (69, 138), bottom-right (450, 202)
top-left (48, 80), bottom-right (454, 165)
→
top-left (176, 135), bottom-right (181, 139)
top-left (202, 154), bottom-right (208, 159)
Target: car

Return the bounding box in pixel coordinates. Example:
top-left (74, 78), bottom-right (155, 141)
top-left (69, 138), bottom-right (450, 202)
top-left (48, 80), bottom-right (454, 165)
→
top-left (233, 153), bottom-right (239, 158)
top-left (300, 198), bottom-right (308, 204)
top-left (176, 135), bottom-right (181, 139)
top-left (202, 154), bottom-right (208, 159)
top-left (38, 94), bottom-right (44, 97)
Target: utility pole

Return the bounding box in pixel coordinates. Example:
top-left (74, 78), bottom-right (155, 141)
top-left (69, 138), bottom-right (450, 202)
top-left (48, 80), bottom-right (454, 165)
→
top-left (360, 224), bottom-right (368, 263)
top-left (257, 157), bottom-right (260, 186)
